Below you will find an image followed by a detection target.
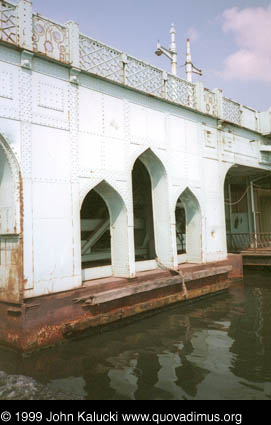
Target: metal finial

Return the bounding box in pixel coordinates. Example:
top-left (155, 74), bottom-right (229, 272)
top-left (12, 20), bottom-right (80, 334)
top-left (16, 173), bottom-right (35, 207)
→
top-left (155, 24), bottom-right (178, 75)
top-left (185, 37), bottom-right (202, 83)
top-left (170, 23), bottom-right (176, 33)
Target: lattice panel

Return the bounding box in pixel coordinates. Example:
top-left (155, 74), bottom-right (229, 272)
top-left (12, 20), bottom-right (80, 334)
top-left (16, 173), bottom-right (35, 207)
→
top-left (167, 75), bottom-right (195, 108)
top-left (33, 15), bottom-right (70, 63)
top-left (223, 98), bottom-right (241, 125)
top-left (79, 35), bottom-right (123, 83)
top-left (204, 88), bottom-right (217, 116)
top-left (0, 1), bottom-right (17, 45)
top-left (125, 57), bottom-right (163, 97)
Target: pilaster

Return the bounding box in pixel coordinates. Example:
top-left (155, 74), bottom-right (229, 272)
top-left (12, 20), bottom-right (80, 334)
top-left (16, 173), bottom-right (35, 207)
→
top-left (194, 81), bottom-right (205, 113)
top-left (214, 88), bottom-right (223, 119)
top-left (66, 21), bottom-right (80, 68)
top-left (17, 0), bottom-right (33, 50)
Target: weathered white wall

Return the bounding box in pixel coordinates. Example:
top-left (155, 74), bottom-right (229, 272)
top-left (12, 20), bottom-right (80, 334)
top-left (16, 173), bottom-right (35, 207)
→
top-left (0, 40), bottom-right (270, 299)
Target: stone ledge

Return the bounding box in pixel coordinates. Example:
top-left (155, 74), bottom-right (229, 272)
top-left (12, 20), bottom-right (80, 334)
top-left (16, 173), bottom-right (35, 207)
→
top-left (83, 265), bottom-right (232, 306)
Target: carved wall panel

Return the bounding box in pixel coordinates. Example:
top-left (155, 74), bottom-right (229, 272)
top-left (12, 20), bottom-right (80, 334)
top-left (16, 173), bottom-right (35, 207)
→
top-left (204, 89), bottom-right (217, 116)
top-left (0, 1), bottom-right (17, 45)
top-left (33, 15), bottom-right (70, 63)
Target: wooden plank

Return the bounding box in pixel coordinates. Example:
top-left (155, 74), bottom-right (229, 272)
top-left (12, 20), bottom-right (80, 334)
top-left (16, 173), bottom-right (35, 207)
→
top-left (85, 266), bottom-right (232, 306)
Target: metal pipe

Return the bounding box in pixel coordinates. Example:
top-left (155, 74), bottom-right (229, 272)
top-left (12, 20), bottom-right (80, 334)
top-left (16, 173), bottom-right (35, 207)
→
top-left (250, 181), bottom-right (257, 248)
top-left (155, 24), bottom-right (178, 75)
top-left (169, 23), bottom-right (177, 75)
top-left (185, 38), bottom-right (193, 83)
top-left (228, 183), bottom-right (232, 233)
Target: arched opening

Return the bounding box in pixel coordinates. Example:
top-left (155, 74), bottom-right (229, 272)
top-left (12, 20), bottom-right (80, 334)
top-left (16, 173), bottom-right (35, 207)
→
top-left (81, 190), bottom-right (111, 268)
top-left (0, 144), bottom-right (17, 234)
top-left (132, 159), bottom-right (155, 261)
top-left (80, 180), bottom-right (130, 280)
top-left (175, 199), bottom-right (186, 255)
top-left (224, 165), bottom-right (271, 252)
top-left (175, 188), bottom-right (201, 263)
top-left (132, 149), bottom-right (174, 271)
top-left (0, 137), bottom-right (22, 302)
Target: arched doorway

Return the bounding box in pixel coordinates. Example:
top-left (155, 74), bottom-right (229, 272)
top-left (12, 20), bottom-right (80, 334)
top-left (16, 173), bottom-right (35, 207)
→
top-left (224, 164), bottom-right (271, 252)
top-left (175, 199), bottom-right (186, 255)
top-left (132, 149), bottom-right (174, 271)
top-left (80, 180), bottom-right (131, 280)
top-left (132, 159), bottom-right (155, 262)
top-left (0, 136), bottom-right (22, 302)
top-left (175, 188), bottom-right (201, 263)
top-left (81, 190), bottom-right (111, 268)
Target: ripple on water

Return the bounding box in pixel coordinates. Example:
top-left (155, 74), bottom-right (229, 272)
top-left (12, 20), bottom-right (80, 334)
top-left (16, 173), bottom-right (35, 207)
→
top-left (0, 270), bottom-right (271, 400)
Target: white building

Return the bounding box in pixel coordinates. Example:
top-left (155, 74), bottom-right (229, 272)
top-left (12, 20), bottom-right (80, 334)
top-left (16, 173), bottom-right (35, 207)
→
top-left (0, 0), bottom-right (270, 350)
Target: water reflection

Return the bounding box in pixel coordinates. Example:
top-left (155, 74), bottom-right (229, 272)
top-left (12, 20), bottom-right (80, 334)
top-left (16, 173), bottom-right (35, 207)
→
top-left (229, 280), bottom-right (271, 384)
top-left (0, 270), bottom-right (271, 400)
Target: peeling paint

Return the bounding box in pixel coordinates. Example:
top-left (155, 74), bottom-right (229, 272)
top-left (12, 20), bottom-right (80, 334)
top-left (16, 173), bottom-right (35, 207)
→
top-left (0, 258), bottom-right (241, 352)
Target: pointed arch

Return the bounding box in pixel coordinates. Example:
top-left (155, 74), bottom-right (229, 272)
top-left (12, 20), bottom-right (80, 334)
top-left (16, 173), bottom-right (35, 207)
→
top-left (130, 147), bottom-right (168, 180)
top-left (131, 148), bottom-right (174, 268)
top-left (80, 179), bottom-right (133, 279)
top-left (175, 187), bottom-right (202, 263)
top-left (0, 134), bottom-right (23, 302)
top-left (0, 134), bottom-right (21, 234)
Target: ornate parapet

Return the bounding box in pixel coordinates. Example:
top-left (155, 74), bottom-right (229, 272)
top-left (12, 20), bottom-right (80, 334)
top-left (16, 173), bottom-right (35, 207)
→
top-left (0, 0), bottom-right (269, 135)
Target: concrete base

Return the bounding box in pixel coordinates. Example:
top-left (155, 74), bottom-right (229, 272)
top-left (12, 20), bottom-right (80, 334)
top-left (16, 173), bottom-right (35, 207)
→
top-left (0, 259), bottom-right (238, 352)
top-left (227, 253), bottom-right (243, 279)
top-left (241, 250), bottom-right (271, 267)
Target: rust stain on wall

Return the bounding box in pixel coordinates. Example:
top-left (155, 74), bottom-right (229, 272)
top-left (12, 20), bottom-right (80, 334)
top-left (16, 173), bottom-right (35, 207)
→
top-left (0, 259), bottom-right (239, 352)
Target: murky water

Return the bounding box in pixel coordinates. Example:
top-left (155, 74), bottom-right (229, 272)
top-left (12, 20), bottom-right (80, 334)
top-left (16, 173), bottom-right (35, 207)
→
top-left (0, 269), bottom-right (271, 400)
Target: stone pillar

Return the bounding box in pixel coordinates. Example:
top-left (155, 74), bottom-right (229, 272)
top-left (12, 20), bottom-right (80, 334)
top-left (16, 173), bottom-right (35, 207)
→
top-left (139, 150), bottom-right (175, 269)
top-left (258, 109), bottom-right (271, 135)
top-left (66, 21), bottom-right (80, 68)
top-left (18, 35), bottom-right (34, 291)
top-left (194, 81), bottom-right (205, 113)
top-left (121, 53), bottom-right (128, 85)
top-left (162, 71), bottom-right (168, 100)
top-left (17, 0), bottom-right (33, 50)
top-left (214, 88), bottom-right (223, 119)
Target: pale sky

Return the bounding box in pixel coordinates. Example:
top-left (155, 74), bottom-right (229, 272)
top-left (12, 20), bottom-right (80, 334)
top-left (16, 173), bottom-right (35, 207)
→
top-left (32, 0), bottom-right (271, 112)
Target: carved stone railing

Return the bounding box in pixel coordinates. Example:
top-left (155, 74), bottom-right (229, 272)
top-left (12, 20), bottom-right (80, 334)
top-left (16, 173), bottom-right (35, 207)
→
top-left (0, 1), bottom-right (17, 45)
top-left (79, 33), bottom-right (193, 108)
top-left (203, 88), bottom-right (217, 116)
top-left (32, 14), bottom-right (70, 63)
top-left (125, 55), bottom-right (164, 98)
top-left (0, 0), bottom-right (269, 135)
top-left (167, 74), bottom-right (195, 108)
top-left (223, 98), bottom-right (242, 126)
top-left (79, 34), bottom-right (123, 83)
